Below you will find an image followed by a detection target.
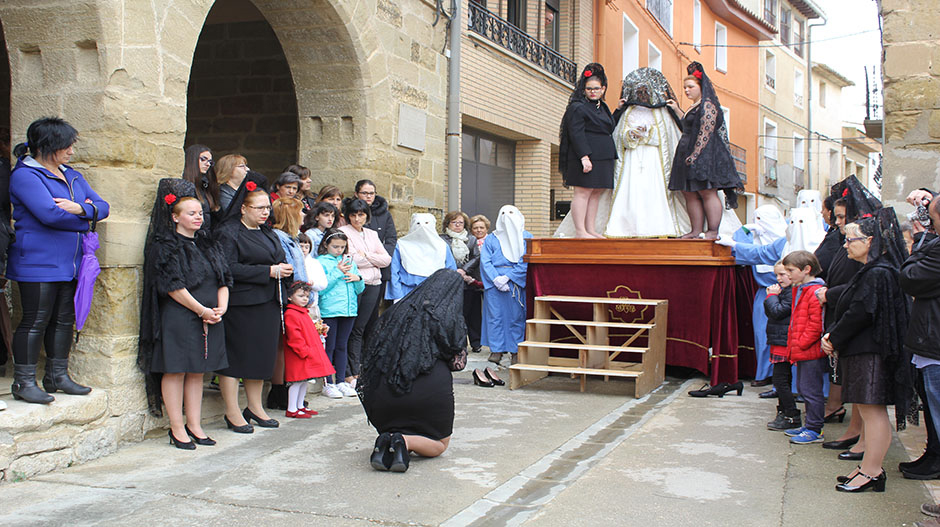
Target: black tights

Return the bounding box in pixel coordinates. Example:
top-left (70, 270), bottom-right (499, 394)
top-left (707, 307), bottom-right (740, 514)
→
top-left (13, 281), bottom-right (76, 365)
top-left (772, 361), bottom-right (798, 416)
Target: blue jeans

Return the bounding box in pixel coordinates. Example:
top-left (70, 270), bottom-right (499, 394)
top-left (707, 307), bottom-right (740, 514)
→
top-left (323, 316), bottom-right (355, 384)
top-left (797, 357), bottom-right (827, 433)
top-left (920, 364), bottom-right (940, 454)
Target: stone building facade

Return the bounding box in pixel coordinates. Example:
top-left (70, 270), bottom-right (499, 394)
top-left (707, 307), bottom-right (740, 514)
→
top-left (881, 0), bottom-right (940, 209)
top-left (0, 0), bottom-right (449, 480)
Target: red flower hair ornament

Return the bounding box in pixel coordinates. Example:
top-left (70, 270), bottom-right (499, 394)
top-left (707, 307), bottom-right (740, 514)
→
top-left (861, 213), bottom-right (873, 218)
top-left (693, 70), bottom-right (703, 80)
top-left (842, 188), bottom-right (849, 197)
top-left (164, 193), bottom-right (177, 206)
top-left (246, 181), bottom-right (257, 191)
top-left (584, 70), bottom-right (592, 78)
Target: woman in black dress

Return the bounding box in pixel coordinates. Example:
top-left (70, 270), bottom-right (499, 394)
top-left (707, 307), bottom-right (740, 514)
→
top-left (144, 179), bottom-right (231, 449)
top-left (821, 209), bottom-right (912, 492)
top-left (216, 187), bottom-right (292, 433)
top-left (360, 269), bottom-right (468, 472)
top-left (666, 62), bottom-right (740, 239)
top-left (559, 63), bottom-right (622, 238)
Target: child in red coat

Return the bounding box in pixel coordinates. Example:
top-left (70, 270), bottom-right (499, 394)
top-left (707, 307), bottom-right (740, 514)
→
top-left (781, 250), bottom-right (827, 444)
top-left (284, 282), bottom-right (335, 418)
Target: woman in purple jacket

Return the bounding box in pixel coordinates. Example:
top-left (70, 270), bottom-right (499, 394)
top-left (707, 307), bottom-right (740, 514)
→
top-left (8, 117), bottom-right (110, 404)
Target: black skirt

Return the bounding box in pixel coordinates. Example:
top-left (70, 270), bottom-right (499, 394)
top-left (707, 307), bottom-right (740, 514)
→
top-left (218, 299), bottom-right (280, 380)
top-left (564, 158), bottom-right (615, 189)
top-left (362, 359), bottom-right (455, 440)
top-left (151, 279), bottom-right (228, 374)
top-left (840, 352), bottom-right (893, 405)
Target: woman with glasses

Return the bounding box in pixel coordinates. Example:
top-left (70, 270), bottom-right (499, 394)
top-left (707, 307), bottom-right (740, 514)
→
top-left (215, 154), bottom-right (249, 212)
top-left (182, 145), bottom-right (221, 230)
top-left (215, 188), bottom-right (292, 433)
top-left (558, 63), bottom-right (621, 238)
top-left (440, 211), bottom-right (481, 352)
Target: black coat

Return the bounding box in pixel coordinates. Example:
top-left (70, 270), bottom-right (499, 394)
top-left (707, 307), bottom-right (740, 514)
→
top-left (217, 222), bottom-right (288, 307)
top-left (763, 286), bottom-right (792, 347)
top-left (828, 264), bottom-right (898, 358)
top-left (363, 195), bottom-right (397, 282)
top-left (814, 227), bottom-right (842, 281)
top-left (823, 246), bottom-right (863, 330)
top-left (900, 236), bottom-right (940, 359)
top-left (561, 100), bottom-right (620, 172)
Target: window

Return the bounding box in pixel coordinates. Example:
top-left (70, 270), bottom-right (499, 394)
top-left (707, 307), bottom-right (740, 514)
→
top-left (818, 80), bottom-right (827, 108)
top-left (794, 68), bottom-right (804, 107)
top-left (623, 15), bottom-right (639, 77)
top-left (648, 41), bottom-right (662, 71)
top-left (793, 18), bottom-right (804, 57)
top-left (646, 0), bottom-right (673, 36)
top-left (721, 106), bottom-right (731, 138)
top-left (715, 23), bottom-right (727, 72)
top-left (829, 149), bottom-right (840, 185)
top-left (765, 50), bottom-right (776, 90)
top-left (779, 7), bottom-right (791, 46)
top-left (507, 0), bottom-right (526, 29)
top-left (764, 0), bottom-right (777, 27)
top-left (793, 134), bottom-right (805, 190)
top-left (764, 120), bottom-right (778, 187)
top-left (461, 128), bottom-right (515, 222)
top-left (693, 0), bottom-right (702, 52)
top-left (544, 0), bottom-right (559, 50)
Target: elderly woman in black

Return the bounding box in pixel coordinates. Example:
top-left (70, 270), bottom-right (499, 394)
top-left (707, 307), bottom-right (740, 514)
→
top-left (361, 269), bottom-right (467, 472)
top-left (216, 187), bottom-right (292, 432)
top-left (821, 209), bottom-right (912, 493)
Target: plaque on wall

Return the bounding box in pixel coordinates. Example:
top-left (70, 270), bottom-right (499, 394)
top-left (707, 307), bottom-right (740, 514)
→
top-left (397, 103), bottom-right (427, 152)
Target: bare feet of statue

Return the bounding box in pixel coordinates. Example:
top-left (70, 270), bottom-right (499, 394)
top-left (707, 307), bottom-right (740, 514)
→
top-left (588, 231), bottom-right (605, 239)
top-left (703, 230), bottom-right (719, 240)
top-left (680, 232), bottom-right (702, 239)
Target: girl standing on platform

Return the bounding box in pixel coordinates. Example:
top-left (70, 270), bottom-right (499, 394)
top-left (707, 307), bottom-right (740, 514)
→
top-left (666, 62), bottom-right (741, 239)
top-left (481, 205), bottom-right (532, 365)
top-left (559, 63), bottom-right (620, 239)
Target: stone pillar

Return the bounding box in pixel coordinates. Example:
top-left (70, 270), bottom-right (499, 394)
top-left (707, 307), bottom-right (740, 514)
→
top-left (514, 140), bottom-right (552, 236)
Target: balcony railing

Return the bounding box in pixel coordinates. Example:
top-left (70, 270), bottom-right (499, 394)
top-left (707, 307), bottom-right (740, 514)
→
top-left (765, 74), bottom-right (775, 89)
top-left (730, 142), bottom-right (747, 184)
top-left (468, 2), bottom-right (577, 83)
top-left (763, 156), bottom-right (778, 187)
top-left (794, 94), bottom-right (804, 107)
top-left (793, 167), bottom-right (805, 192)
top-left (647, 0), bottom-right (673, 34)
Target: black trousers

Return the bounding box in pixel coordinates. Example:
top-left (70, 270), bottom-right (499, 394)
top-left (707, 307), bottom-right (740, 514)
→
top-left (464, 288), bottom-right (483, 349)
top-left (917, 369), bottom-right (940, 456)
top-left (772, 361), bottom-right (798, 416)
top-left (347, 283), bottom-right (383, 377)
top-left (13, 281), bottom-right (76, 364)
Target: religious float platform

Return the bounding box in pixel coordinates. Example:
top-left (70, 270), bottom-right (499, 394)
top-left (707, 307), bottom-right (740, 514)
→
top-left (514, 238), bottom-right (757, 394)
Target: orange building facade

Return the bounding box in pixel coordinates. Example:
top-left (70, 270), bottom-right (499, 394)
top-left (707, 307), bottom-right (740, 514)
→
top-left (573, 0), bottom-right (774, 221)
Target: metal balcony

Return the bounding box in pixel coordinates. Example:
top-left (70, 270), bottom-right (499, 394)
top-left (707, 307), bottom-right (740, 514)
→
top-left (467, 2), bottom-right (577, 83)
top-left (730, 142), bottom-right (747, 184)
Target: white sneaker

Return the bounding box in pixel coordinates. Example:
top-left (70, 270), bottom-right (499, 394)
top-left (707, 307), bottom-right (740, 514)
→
top-left (0, 399), bottom-right (6, 411)
top-left (321, 383), bottom-right (343, 399)
top-left (337, 382), bottom-right (357, 397)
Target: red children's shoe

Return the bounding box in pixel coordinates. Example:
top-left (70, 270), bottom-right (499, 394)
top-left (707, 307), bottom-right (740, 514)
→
top-left (300, 407), bottom-right (319, 416)
top-left (286, 410), bottom-right (313, 419)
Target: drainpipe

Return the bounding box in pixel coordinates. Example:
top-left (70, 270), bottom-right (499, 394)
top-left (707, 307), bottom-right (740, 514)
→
top-left (446, 0), bottom-right (462, 211)
top-left (594, 0), bottom-right (603, 64)
top-left (806, 16), bottom-right (827, 191)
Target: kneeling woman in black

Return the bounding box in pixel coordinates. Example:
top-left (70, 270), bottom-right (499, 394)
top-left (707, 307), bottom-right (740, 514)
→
top-left (216, 186), bottom-right (293, 432)
top-left (360, 269), bottom-right (468, 472)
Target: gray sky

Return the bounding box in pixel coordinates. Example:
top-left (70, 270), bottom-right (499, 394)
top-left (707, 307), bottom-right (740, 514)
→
top-left (809, 0), bottom-right (883, 128)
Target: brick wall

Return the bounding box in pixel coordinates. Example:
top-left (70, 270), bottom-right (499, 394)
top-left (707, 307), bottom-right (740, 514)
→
top-left (184, 20), bottom-right (298, 182)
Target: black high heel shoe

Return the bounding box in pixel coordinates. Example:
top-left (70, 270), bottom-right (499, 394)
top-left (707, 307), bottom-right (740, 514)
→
top-left (824, 406), bottom-right (846, 423)
top-left (224, 415), bottom-right (254, 434)
top-left (371, 433), bottom-right (392, 471)
top-left (835, 469), bottom-right (886, 492)
top-left (243, 407), bottom-right (279, 428)
top-left (389, 433), bottom-right (410, 473)
top-left (169, 429), bottom-right (196, 450)
top-left (688, 381), bottom-right (744, 398)
top-left (473, 369), bottom-right (495, 387)
top-left (185, 425), bottom-right (216, 446)
top-left (484, 367), bottom-right (505, 386)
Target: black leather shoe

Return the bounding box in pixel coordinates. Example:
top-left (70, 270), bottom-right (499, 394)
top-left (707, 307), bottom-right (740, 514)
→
top-left (900, 451), bottom-right (937, 472)
top-left (224, 415), bottom-right (254, 434)
top-left (11, 364), bottom-right (55, 404)
top-left (750, 378), bottom-right (772, 387)
top-left (688, 381), bottom-right (743, 398)
top-left (185, 425), bottom-right (217, 446)
top-left (824, 406), bottom-right (846, 423)
top-left (822, 435), bottom-right (860, 450)
top-left (483, 367), bottom-right (505, 386)
top-left (371, 433), bottom-right (392, 471)
top-left (473, 369), bottom-right (494, 387)
top-left (169, 430), bottom-right (196, 450)
top-left (902, 454), bottom-right (940, 480)
top-left (838, 449), bottom-right (864, 461)
top-left (389, 433), bottom-right (410, 473)
top-left (243, 407), bottom-right (279, 428)
top-left (835, 469), bottom-right (886, 492)
top-left (758, 389), bottom-right (778, 399)
top-left (42, 358), bottom-right (92, 395)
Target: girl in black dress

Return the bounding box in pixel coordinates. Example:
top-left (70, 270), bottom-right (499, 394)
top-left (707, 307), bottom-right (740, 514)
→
top-left (559, 63), bottom-right (623, 238)
top-left (666, 62), bottom-right (740, 239)
top-left (216, 187), bottom-right (292, 433)
top-left (182, 144), bottom-right (220, 230)
top-left (360, 269), bottom-right (468, 472)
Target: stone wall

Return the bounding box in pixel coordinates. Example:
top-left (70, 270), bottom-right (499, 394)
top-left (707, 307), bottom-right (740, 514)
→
top-left (0, 0), bottom-right (448, 482)
top-left (881, 0), bottom-right (940, 206)
top-left (185, 18), bottom-right (298, 181)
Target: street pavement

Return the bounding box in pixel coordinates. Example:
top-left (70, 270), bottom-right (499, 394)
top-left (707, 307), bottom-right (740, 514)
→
top-left (0, 353), bottom-right (933, 526)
